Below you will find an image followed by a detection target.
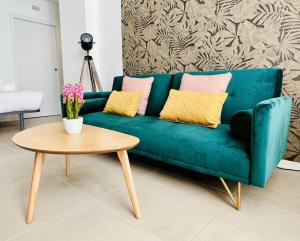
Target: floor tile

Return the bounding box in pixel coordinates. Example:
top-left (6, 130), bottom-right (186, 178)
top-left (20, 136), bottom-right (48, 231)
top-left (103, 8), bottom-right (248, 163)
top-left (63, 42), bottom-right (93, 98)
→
top-left (0, 143), bottom-right (17, 161)
top-left (0, 153), bottom-right (34, 187)
top-left (98, 170), bottom-right (226, 241)
top-left (5, 142), bottom-right (35, 158)
top-left (0, 173), bottom-right (92, 241)
top-left (191, 200), bottom-right (300, 241)
top-left (46, 153), bottom-right (158, 198)
top-left (243, 169), bottom-right (300, 216)
top-left (9, 202), bottom-right (159, 241)
top-left (137, 157), bottom-right (237, 194)
top-left (0, 125), bottom-right (18, 142)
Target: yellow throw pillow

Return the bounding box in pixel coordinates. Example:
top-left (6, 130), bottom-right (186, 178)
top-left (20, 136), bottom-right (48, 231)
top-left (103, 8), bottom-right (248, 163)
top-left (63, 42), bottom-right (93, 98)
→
top-left (160, 90), bottom-right (228, 128)
top-left (104, 91), bottom-right (142, 117)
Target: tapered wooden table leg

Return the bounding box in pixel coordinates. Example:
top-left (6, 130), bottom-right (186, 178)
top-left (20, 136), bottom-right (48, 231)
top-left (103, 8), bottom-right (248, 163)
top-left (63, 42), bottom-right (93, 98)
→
top-left (65, 155), bottom-right (70, 177)
top-left (26, 152), bottom-right (45, 224)
top-left (117, 150), bottom-right (141, 219)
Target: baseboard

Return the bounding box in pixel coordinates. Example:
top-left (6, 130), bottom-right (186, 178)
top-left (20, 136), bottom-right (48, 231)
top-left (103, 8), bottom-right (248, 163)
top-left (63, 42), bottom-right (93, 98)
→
top-left (278, 159), bottom-right (300, 171)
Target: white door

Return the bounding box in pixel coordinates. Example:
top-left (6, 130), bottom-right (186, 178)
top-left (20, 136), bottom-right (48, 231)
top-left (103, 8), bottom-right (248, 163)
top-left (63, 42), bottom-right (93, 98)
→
top-left (14, 18), bottom-right (61, 117)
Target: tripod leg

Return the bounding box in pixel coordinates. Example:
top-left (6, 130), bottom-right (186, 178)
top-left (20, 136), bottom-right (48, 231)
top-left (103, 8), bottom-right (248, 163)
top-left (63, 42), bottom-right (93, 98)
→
top-left (88, 60), bottom-right (96, 91)
top-left (80, 60), bottom-right (87, 87)
top-left (89, 59), bottom-right (102, 91)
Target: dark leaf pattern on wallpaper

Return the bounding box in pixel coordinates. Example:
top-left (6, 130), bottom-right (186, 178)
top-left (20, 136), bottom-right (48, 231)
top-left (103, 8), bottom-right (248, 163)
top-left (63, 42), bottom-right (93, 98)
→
top-left (252, 4), bottom-right (282, 26)
top-left (122, 0), bottom-right (300, 162)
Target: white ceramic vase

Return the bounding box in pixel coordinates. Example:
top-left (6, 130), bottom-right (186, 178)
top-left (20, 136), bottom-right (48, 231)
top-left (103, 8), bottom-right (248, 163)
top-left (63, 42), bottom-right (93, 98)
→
top-left (63, 117), bottom-right (83, 135)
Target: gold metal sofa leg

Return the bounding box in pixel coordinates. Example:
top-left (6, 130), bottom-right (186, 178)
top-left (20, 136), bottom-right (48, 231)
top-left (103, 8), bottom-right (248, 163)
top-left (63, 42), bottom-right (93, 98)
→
top-left (219, 177), bottom-right (241, 210)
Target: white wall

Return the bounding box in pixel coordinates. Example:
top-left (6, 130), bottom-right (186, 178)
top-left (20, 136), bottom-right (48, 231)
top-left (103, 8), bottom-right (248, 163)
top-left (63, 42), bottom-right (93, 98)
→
top-left (0, 0), bottom-right (60, 87)
top-left (58, 0), bottom-right (86, 85)
top-left (97, 0), bottom-right (123, 90)
top-left (59, 0), bottom-right (123, 90)
top-left (85, 0), bottom-right (100, 72)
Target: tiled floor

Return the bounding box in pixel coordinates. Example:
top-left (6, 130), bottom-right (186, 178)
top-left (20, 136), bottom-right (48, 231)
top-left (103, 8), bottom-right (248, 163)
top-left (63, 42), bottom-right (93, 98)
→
top-left (0, 116), bottom-right (299, 241)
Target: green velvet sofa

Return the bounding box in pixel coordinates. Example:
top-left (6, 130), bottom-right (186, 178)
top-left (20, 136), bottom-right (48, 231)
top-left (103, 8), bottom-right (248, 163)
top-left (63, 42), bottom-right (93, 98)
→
top-left (61, 68), bottom-right (292, 209)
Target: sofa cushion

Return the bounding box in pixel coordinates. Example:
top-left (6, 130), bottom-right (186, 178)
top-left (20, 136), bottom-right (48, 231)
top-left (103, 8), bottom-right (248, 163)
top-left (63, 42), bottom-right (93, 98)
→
top-left (113, 73), bottom-right (173, 116)
top-left (104, 91), bottom-right (142, 117)
top-left (160, 90), bottom-right (228, 128)
top-left (83, 112), bottom-right (250, 182)
top-left (122, 76), bottom-right (154, 115)
top-left (173, 68), bottom-right (283, 123)
top-left (180, 72), bottom-right (232, 92)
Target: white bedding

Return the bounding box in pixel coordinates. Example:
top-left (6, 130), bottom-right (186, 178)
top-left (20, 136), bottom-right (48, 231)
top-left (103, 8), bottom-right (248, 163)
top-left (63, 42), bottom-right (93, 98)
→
top-left (0, 91), bottom-right (43, 114)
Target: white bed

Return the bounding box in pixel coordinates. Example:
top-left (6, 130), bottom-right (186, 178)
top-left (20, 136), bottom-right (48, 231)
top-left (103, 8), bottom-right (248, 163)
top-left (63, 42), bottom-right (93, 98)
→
top-left (0, 91), bottom-right (43, 130)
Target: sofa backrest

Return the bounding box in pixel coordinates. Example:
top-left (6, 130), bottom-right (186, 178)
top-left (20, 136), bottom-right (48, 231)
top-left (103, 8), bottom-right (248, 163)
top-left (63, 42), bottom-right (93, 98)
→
top-left (112, 74), bottom-right (173, 116)
top-left (173, 68), bottom-right (283, 123)
top-left (113, 68), bottom-right (283, 122)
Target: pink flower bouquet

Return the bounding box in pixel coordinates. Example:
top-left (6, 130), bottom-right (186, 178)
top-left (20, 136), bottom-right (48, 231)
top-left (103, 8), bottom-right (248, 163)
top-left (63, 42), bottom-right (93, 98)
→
top-left (63, 84), bottom-right (85, 119)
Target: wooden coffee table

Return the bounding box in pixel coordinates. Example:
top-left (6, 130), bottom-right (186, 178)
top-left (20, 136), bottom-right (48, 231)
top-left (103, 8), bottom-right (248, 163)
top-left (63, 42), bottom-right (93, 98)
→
top-left (12, 122), bottom-right (141, 224)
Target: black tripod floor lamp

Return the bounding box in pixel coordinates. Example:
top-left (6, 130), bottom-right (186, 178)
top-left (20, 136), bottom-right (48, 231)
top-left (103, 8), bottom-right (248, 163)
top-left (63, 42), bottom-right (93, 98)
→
top-left (79, 33), bottom-right (102, 92)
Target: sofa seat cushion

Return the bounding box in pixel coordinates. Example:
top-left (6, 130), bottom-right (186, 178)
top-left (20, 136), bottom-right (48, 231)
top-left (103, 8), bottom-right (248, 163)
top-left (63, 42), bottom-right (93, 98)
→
top-left (83, 112), bottom-right (250, 182)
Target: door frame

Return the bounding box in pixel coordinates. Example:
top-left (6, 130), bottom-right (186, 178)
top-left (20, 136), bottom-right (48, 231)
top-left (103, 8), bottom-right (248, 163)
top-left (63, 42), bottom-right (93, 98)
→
top-left (9, 13), bottom-right (63, 92)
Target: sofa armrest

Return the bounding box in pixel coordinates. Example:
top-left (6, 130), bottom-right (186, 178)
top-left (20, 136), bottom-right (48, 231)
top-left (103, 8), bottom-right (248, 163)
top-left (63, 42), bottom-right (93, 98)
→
top-left (251, 96), bottom-right (292, 187)
top-left (60, 91), bottom-right (111, 117)
top-left (230, 109), bottom-right (253, 142)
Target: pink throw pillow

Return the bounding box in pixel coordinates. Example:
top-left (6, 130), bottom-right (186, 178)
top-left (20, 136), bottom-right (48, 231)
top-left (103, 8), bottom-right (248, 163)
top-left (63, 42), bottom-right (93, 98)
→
top-left (180, 72), bottom-right (232, 124)
top-left (179, 73), bottom-right (232, 93)
top-left (122, 76), bottom-right (154, 115)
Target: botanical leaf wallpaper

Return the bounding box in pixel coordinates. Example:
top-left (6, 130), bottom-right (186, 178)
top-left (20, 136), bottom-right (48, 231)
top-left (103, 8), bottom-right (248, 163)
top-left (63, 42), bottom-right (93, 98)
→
top-left (121, 0), bottom-right (300, 162)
